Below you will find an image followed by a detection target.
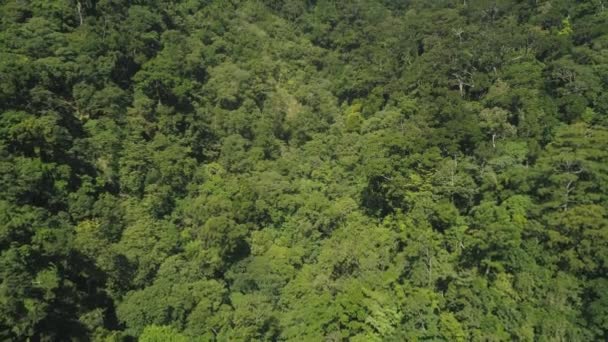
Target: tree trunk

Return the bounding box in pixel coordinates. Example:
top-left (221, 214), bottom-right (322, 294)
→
top-left (77, 1), bottom-right (84, 26)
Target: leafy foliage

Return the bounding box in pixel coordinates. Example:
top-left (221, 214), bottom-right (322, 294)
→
top-left (1, 0), bottom-right (607, 340)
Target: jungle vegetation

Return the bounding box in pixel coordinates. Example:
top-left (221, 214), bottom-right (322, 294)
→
top-left (1, 0), bottom-right (608, 340)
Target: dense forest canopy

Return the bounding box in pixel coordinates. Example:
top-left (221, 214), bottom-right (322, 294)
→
top-left (1, 0), bottom-right (608, 340)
